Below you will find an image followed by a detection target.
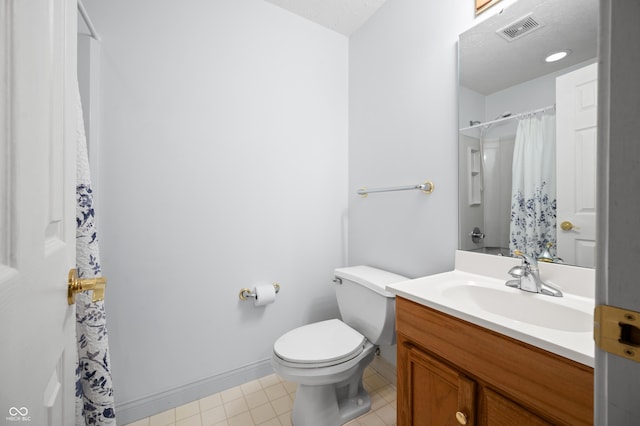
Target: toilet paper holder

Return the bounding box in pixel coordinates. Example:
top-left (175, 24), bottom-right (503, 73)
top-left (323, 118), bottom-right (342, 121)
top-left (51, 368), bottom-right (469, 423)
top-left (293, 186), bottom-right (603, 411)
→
top-left (239, 283), bottom-right (281, 301)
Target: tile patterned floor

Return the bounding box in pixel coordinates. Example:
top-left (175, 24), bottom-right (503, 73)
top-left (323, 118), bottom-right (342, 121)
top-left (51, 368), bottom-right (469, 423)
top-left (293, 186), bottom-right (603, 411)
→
top-left (124, 366), bottom-right (396, 426)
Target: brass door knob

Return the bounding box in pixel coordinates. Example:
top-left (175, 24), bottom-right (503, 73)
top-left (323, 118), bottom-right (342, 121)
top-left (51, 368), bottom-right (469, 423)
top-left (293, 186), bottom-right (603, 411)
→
top-left (455, 411), bottom-right (468, 425)
top-left (560, 221), bottom-right (580, 231)
top-left (67, 268), bottom-right (107, 305)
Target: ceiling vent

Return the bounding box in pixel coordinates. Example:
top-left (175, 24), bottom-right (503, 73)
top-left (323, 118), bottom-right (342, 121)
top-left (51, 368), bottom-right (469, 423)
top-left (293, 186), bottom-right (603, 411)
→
top-left (497, 14), bottom-right (543, 42)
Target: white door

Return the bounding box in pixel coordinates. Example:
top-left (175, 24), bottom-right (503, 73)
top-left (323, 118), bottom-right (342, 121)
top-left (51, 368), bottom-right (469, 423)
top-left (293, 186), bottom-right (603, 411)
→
top-left (555, 62), bottom-right (598, 268)
top-left (0, 0), bottom-right (77, 425)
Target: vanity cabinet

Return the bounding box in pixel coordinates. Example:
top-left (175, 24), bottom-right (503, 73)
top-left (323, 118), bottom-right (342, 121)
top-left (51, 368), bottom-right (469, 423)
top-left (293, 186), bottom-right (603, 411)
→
top-left (396, 297), bottom-right (593, 425)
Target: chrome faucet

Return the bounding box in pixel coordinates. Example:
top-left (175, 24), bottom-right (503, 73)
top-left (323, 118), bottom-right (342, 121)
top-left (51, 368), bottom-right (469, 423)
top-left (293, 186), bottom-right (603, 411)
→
top-left (506, 250), bottom-right (563, 297)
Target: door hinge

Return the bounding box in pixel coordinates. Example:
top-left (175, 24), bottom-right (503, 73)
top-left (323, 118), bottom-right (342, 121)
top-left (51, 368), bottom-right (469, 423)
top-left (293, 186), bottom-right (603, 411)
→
top-left (594, 305), bottom-right (640, 362)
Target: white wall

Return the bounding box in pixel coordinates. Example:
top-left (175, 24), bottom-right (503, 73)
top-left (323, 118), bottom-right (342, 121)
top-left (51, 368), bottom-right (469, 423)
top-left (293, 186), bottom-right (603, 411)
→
top-left (348, 0), bottom-right (475, 364)
top-left (84, 0), bottom-right (348, 422)
top-left (348, 0), bottom-right (474, 279)
top-left (459, 85), bottom-right (486, 130)
top-left (77, 35), bottom-right (101, 194)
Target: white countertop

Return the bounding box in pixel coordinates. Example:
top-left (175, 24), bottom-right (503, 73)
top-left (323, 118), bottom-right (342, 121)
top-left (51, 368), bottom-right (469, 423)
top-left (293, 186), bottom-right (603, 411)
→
top-left (386, 251), bottom-right (595, 367)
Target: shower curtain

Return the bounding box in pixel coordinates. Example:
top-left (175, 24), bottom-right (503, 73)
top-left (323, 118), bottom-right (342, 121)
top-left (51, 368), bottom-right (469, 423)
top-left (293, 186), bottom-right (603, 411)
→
top-left (76, 89), bottom-right (117, 425)
top-left (509, 113), bottom-right (556, 257)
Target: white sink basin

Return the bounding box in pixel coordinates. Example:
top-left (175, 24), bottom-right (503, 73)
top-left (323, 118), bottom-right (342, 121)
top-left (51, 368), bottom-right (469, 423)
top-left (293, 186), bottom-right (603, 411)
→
top-left (386, 270), bottom-right (595, 366)
top-left (441, 281), bottom-right (592, 332)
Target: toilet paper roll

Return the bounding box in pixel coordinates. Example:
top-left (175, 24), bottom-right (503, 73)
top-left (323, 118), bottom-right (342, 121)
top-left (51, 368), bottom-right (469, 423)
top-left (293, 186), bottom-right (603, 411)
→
top-left (253, 284), bottom-right (276, 307)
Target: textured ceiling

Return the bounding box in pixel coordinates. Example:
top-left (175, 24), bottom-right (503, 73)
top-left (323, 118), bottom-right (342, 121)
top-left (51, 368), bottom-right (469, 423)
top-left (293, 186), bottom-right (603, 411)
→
top-left (460, 0), bottom-right (598, 95)
top-left (264, 0), bottom-right (388, 36)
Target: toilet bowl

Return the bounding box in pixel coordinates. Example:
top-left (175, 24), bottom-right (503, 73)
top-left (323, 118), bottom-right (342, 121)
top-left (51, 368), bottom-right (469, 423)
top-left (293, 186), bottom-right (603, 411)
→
top-left (271, 266), bottom-right (407, 426)
top-left (272, 319), bottom-right (376, 426)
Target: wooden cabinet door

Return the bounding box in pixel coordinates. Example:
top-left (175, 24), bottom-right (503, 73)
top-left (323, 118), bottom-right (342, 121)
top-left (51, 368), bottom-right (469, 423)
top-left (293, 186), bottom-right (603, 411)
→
top-left (481, 387), bottom-right (552, 426)
top-left (398, 337), bottom-right (476, 426)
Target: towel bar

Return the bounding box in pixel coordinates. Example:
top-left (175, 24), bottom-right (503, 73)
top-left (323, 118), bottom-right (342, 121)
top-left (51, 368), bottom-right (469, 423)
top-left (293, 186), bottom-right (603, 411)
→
top-left (357, 180), bottom-right (434, 197)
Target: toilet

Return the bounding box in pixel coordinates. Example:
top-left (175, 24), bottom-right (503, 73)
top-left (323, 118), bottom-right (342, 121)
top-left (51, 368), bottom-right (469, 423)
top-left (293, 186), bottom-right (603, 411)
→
top-left (271, 266), bottom-right (407, 426)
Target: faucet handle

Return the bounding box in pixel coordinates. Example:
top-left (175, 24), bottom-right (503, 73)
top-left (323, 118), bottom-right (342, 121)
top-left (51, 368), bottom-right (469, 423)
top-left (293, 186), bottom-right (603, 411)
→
top-left (508, 265), bottom-right (525, 278)
top-left (513, 249), bottom-right (527, 263)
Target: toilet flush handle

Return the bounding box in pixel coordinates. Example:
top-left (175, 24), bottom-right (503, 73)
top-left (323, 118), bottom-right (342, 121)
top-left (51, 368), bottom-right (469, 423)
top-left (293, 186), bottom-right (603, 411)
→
top-left (332, 277), bottom-right (342, 285)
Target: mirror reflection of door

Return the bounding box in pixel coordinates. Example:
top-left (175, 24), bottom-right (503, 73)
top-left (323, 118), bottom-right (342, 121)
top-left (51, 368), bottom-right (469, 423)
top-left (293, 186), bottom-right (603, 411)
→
top-left (556, 63), bottom-right (598, 268)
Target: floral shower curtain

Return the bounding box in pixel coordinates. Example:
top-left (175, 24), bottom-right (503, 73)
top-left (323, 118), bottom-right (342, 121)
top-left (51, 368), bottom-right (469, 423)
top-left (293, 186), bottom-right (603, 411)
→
top-left (509, 112), bottom-right (557, 257)
top-left (76, 90), bottom-right (117, 425)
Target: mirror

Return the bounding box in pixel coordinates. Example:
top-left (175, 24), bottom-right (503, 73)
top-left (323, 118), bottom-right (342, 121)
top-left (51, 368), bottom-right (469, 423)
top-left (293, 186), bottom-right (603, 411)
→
top-left (458, 0), bottom-right (598, 268)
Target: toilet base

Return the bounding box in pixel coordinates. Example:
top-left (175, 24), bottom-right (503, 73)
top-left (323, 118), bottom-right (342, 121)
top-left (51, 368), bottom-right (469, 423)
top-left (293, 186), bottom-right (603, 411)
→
top-left (337, 384), bottom-right (372, 424)
top-left (289, 345), bottom-right (375, 426)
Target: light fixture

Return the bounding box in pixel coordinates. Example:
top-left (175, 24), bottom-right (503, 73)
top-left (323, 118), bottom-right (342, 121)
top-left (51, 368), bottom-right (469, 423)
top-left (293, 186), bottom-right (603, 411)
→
top-left (545, 50), bottom-right (571, 63)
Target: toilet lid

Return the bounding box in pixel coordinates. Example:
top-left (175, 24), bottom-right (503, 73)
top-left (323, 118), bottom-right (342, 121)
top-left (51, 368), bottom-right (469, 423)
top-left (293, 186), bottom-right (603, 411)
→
top-left (274, 319), bottom-right (366, 366)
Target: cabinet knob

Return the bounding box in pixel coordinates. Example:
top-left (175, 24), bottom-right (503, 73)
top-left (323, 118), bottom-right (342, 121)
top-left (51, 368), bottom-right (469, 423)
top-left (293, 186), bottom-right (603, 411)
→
top-left (455, 411), bottom-right (468, 425)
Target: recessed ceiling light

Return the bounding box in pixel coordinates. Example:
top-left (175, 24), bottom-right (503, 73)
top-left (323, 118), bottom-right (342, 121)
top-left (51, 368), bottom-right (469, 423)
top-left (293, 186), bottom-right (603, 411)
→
top-left (545, 50), bottom-right (570, 63)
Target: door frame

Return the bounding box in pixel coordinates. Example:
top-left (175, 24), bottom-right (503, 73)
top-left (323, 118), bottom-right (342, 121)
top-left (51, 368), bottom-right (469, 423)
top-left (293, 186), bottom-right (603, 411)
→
top-left (595, 0), bottom-right (640, 423)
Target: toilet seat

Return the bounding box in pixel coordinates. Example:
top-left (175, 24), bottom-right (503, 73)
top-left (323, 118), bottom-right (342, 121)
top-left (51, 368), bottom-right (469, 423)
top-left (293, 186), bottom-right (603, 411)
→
top-left (273, 319), bottom-right (366, 368)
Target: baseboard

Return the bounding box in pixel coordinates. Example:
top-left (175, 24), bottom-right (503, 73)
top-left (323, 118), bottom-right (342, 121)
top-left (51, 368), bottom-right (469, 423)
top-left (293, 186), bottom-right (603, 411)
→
top-left (115, 358), bottom-right (274, 425)
top-left (371, 353), bottom-right (397, 386)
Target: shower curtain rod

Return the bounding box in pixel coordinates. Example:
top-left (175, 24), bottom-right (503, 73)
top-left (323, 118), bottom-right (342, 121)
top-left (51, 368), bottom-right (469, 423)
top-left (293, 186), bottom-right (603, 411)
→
top-left (459, 104), bottom-right (555, 131)
top-left (78, 0), bottom-right (100, 41)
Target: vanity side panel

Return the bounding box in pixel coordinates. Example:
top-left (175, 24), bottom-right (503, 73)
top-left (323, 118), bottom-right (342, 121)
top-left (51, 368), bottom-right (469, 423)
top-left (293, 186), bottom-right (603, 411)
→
top-left (396, 297), bottom-right (593, 425)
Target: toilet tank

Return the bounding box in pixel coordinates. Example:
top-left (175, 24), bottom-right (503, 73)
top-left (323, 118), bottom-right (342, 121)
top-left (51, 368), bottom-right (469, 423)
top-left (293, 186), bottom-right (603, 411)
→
top-left (333, 266), bottom-right (407, 345)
